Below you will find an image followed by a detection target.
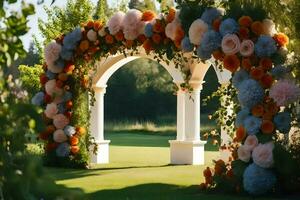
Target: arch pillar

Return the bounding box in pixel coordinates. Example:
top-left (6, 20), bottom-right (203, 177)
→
top-left (90, 85), bottom-right (110, 164)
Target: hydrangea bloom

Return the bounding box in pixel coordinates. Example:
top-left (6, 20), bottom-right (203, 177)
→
top-left (62, 91), bottom-right (72, 102)
top-left (31, 92), bottom-right (44, 106)
top-left (238, 79), bottom-right (264, 109)
top-left (56, 142), bottom-right (70, 157)
top-left (235, 108), bottom-right (250, 127)
top-left (60, 47), bottom-right (73, 61)
top-left (64, 125), bottom-right (76, 137)
top-left (244, 116), bottom-right (262, 135)
top-left (188, 19), bottom-right (208, 45)
top-left (63, 27), bottom-right (82, 50)
top-left (243, 163), bottom-right (276, 195)
top-left (53, 129), bottom-right (68, 143)
top-left (57, 103), bottom-right (65, 114)
top-left (46, 70), bottom-right (56, 80)
top-left (144, 23), bottom-right (153, 37)
top-left (274, 112), bottom-right (292, 134)
top-left (123, 9), bottom-right (142, 40)
top-left (107, 11), bottom-right (125, 35)
top-left (254, 35), bottom-right (277, 58)
top-left (200, 8), bottom-right (223, 25)
top-left (232, 69), bottom-right (249, 89)
top-left (252, 142), bottom-right (274, 168)
top-left (53, 114), bottom-right (69, 129)
top-left (271, 65), bottom-right (288, 79)
top-left (197, 30), bottom-right (222, 60)
top-left (48, 58), bottom-right (65, 73)
top-left (181, 37), bottom-right (194, 52)
top-left (44, 42), bottom-right (62, 65)
top-left (269, 80), bottom-right (300, 106)
top-left (263, 19), bottom-right (276, 36)
top-left (237, 145), bottom-right (251, 162)
top-left (219, 18), bottom-right (239, 36)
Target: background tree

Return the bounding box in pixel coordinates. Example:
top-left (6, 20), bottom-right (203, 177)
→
top-left (160, 0), bottom-right (174, 11)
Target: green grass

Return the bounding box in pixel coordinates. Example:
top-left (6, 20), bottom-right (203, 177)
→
top-left (43, 132), bottom-right (298, 200)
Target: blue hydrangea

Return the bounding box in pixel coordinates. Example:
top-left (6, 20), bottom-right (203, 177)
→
top-left (54, 57), bottom-right (65, 71)
top-left (244, 116), bottom-right (262, 135)
top-left (243, 163), bottom-right (277, 195)
top-left (46, 70), bottom-right (56, 80)
top-left (232, 69), bottom-right (250, 89)
top-left (56, 142), bottom-right (70, 157)
top-left (219, 18), bottom-right (239, 36)
top-left (57, 103), bottom-right (66, 114)
top-left (60, 47), bottom-right (74, 61)
top-left (64, 125), bottom-right (76, 137)
top-left (238, 79), bottom-right (264, 109)
top-left (271, 65), bottom-right (288, 79)
top-left (181, 37), bottom-right (194, 52)
top-left (197, 30), bottom-right (222, 60)
top-left (62, 91), bottom-right (72, 102)
top-left (31, 92), bottom-right (44, 106)
top-left (274, 112), bottom-right (292, 134)
top-left (200, 8), bottom-right (222, 25)
top-left (144, 23), bottom-right (153, 38)
top-left (63, 27), bottom-right (82, 50)
top-left (235, 108), bottom-right (250, 127)
top-left (255, 36), bottom-right (277, 58)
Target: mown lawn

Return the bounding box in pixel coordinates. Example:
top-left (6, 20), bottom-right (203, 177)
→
top-left (44, 132), bottom-right (298, 200)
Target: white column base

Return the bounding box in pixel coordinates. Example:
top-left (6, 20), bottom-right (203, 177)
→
top-left (169, 140), bottom-right (207, 165)
top-left (90, 140), bottom-right (110, 164)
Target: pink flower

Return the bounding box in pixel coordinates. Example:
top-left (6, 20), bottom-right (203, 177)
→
top-left (269, 80), bottom-right (300, 106)
top-left (87, 29), bottom-right (97, 42)
top-left (240, 40), bottom-right (254, 57)
top-left (44, 103), bottom-right (58, 119)
top-left (188, 19), bottom-right (208, 45)
top-left (165, 20), bottom-right (180, 41)
top-left (221, 34), bottom-right (240, 55)
top-left (123, 9), bottom-right (142, 40)
top-left (47, 63), bottom-right (64, 74)
top-left (53, 114), bottom-right (70, 129)
top-left (244, 135), bottom-right (258, 151)
top-left (252, 142), bottom-right (274, 168)
top-left (238, 145), bottom-right (251, 162)
top-left (53, 129), bottom-right (68, 143)
top-left (107, 11), bottom-right (125, 35)
top-left (45, 80), bottom-right (63, 97)
top-left (44, 42), bottom-right (62, 65)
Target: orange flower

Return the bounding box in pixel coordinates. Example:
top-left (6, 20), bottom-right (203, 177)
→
top-left (239, 27), bottom-right (249, 39)
top-left (65, 100), bottom-right (73, 109)
top-left (166, 7), bottom-right (176, 23)
top-left (114, 31), bottom-right (124, 41)
top-left (151, 33), bottom-right (161, 44)
top-left (261, 120), bottom-right (275, 134)
top-left (213, 50), bottom-right (224, 61)
top-left (142, 10), bottom-right (156, 21)
top-left (175, 26), bottom-right (185, 41)
top-left (264, 101), bottom-right (279, 115)
top-left (251, 21), bottom-right (264, 35)
top-left (262, 112), bottom-right (273, 120)
top-left (274, 33), bottom-right (289, 47)
top-left (46, 125), bottom-right (56, 134)
top-left (138, 34), bottom-right (147, 44)
top-left (251, 104), bottom-right (264, 117)
top-left (235, 126), bottom-right (246, 142)
top-left (58, 73), bottom-right (68, 82)
top-left (250, 67), bottom-right (264, 80)
top-left (239, 16), bottom-right (253, 27)
top-left (241, 58), bottom-right (252, 71)
top-left (70, 136), bottom-right (79, 146)
top-left (223, 54), bottom-right (240, 73)
top-left (79, 40), bottom-right (89, 52)
top-left (125, 40), bottom-right (134, 48)
top-left (105, 34), bottom-right (114, 44)
top-left (153, 20), bottom-right (164, 33)
top-left (205, 176), bottom-right (213, 185)
top-left (203, 167), bottom-right (212, 178)
top-left (215, 159), bottom-right (226, 168)
top-left (213, 18), bottom-right (221, 31)
top-left (76, 126), bottom-right (86, 136)
top-left (86, 20), bottom-right (94, 29)
top-left (143, 39), bottom-right (153, 54)
top-left (260, 74), bottom-right (273, 88)
top-left (71, 146), bottom-right (80, 154)
top-left (46, 142), bottom-right (58, 152)
top-left (226, 169), bottom-right (234, 179)
top-left (259, 58), bottom-right (273, 71)
top-left (93, 20), bottom-right (103, 31)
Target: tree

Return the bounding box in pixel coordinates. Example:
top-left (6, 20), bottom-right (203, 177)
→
top-left (129, 0), bottom-right (157, 12)
top-left (160, 0), bottom-right (174, 11)
top-left (93, 0), bottom-right (110, 21)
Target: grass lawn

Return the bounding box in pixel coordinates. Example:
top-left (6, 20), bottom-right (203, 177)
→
top-left (44, 132), bottom-right (298, 200)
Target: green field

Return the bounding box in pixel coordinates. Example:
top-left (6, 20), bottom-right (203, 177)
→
top-left (43, 132), bottom-right (298, 200)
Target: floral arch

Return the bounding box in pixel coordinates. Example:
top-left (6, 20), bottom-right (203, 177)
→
top-left (32, 3), bottom-right (300, 196)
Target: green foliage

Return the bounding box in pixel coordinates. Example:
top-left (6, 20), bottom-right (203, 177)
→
top-left (160, 0), bottom-right (174, 12)
top-left (129, 0), bottom-right (157, 12)
top-left (19, 64), bottom-right (43, 96)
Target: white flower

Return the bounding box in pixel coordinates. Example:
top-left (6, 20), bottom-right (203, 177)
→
top-left (188, 19), bottom-right (208, 45)
top-left (87, 30), bottom-right (97, 42)
top-left (44, 42), bottom-right (62, 65)
top-left (107, 11), bottom-right (125, 35)
top-left (123, 9), bottom-right (142, 40)
top-left (263, 19), bottom-right (277, 36)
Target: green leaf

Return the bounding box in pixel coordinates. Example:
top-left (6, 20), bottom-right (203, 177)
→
top-left (232, 159), bottom-right (248, 179)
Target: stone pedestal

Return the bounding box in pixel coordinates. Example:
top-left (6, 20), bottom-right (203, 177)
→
top-left (90, 140), bottom-right (110, 164)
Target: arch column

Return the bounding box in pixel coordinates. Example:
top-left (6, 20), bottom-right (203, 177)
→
top-left (90, 85), bottom-right (110, 164)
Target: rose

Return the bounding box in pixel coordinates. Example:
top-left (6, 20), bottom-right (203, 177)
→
top-left (53, 114), bottom-right (70, 129)
top-left (244, 135), bottom-right (258, 151)
top-left (188, 19), bottom-right (208, 45)
top-left (252, 142), bottom-right (274, 168)
top-left (238, 145), bottom-right (251, 162)
top-left (45, 80), bottom-right (63, 97)
top-left (87, 30), bottom-right (97, 42)
top-left (165, 20), bottom-right (180, 41)
top-left (221, 34), bottom-right (240, 55)
top-left (44, 103), bottom-right (58, 119)
top-left (53, 129), bottom-right (68, 143)
top-left (240, 40), bottom-right (254, 57)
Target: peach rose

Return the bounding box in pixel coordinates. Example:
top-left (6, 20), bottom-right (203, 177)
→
top-left (237, 145), bottom-right (251, 162)
top-left (221, 34), bottom-right (240, 55)
top-left (244, 135), bottom-right (258, 151)
top-left (240, 40), bottom-right (254, 57)
top-left (45, 80), bottom-right (63, 97)
top-left (44, 103), bottom-right (58, 119)
top-left (188, 19), bottom-right (208, 45)
top-left (252, 142), bottom-right (274, 168)
top-left (53, 114), bottom-right (70, 129)
top-left (53, 129), bottom-right (68, 143)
